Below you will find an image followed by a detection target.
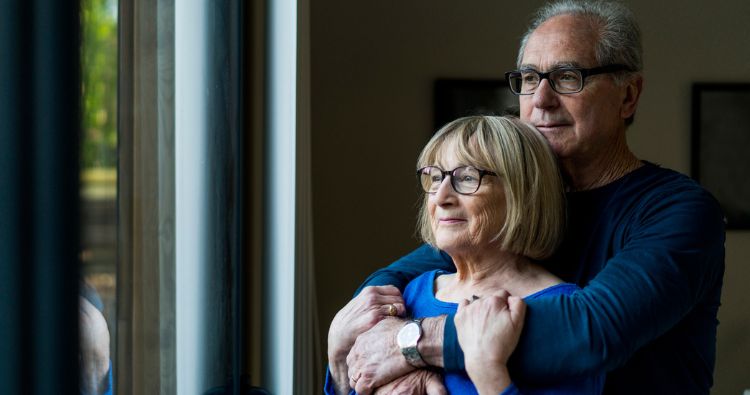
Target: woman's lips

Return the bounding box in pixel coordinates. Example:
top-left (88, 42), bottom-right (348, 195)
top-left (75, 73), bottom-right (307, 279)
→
top-left (439, 218), bottom-right (466, 224)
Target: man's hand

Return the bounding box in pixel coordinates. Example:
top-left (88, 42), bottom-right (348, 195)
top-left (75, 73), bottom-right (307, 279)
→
top-left (374, 370), bottom-right (447, 395)
top-left (328, 285), bottom-right (406, 395)
top-left (328, 285), bottom-right (406, 361)
top-left (454, 291), bottom-right (526, 395)
top-left (346, 317), bottom-right (414, 394)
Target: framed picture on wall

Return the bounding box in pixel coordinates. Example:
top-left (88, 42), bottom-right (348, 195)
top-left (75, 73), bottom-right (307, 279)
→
top-left (433, 79), bottom-right (518, 132)
top-left (691, 83), bottom-right (750, 229)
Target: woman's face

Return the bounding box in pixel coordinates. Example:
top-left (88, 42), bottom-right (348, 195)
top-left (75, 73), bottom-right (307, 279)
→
top-left (428, 142), bottom-right (506, 256)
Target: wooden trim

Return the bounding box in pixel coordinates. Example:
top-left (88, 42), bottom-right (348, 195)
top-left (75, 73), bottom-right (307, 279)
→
top-left (117, 0), bottom-right (176, 393)
top-left (244, 0), bottom-right (266, 387)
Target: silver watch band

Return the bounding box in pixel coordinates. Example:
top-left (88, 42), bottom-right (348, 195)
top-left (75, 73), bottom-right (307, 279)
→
top-left (400, 318), bottom-right (427, 368)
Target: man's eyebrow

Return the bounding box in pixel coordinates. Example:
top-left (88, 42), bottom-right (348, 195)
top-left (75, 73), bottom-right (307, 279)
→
top-left (518, 61), bottom-right (585, 70)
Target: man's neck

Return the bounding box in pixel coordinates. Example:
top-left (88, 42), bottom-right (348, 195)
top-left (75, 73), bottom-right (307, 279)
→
top-left (561, 144), bottom-right (643, 192)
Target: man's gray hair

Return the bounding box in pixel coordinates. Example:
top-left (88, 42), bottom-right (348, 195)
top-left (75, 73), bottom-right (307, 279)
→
top-left (517, 0), bottom-right (643, 78)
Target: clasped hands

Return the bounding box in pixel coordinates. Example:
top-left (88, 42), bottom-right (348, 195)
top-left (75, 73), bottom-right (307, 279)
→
top-left (329, 286), bottom-right (525, 395)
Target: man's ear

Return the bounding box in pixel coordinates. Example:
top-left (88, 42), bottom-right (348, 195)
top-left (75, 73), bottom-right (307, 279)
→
top-left (621, 74), bottom-right (643, 120)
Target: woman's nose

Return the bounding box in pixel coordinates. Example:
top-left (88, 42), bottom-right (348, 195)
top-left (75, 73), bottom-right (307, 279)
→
top-left (433, 177), bottom-right (456, 204)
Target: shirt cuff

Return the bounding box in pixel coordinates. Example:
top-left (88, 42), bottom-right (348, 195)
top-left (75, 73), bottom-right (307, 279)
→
top-left (442, 313), bottom-right (465, 372)
top-left (323, 365), bottom-right (355, 395)
top-left (499, 382), bottom-right (521, 395)
top-left (100, 360), bottom-right (114, 395)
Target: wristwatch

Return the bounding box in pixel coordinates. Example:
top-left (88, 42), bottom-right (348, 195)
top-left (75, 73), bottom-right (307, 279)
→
top-left (397, 318), bottom-right (427, 368)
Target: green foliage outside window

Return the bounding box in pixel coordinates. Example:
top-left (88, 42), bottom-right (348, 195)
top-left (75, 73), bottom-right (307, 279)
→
top-left (81, 0), bottom-right (117, 170)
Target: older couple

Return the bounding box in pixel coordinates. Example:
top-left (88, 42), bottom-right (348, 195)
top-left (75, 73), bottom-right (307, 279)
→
top-left (327, 116), bottom-right (603, 394)
top-left (329, 0), bottom-right (725, 394)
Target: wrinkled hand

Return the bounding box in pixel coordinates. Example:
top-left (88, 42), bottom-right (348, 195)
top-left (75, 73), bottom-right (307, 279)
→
top-left (454, 291), bottom-right (526, 394)
top-left (328, 285), bottom-right (406, 360)
top-left (328, 286), bottom-right (406, 394)
top-left (79, 297), bottom-right (110, 395)
top-left (374, 369), bottom-right (447, 395)
top-left (347, 317), bottom-right (414, 394)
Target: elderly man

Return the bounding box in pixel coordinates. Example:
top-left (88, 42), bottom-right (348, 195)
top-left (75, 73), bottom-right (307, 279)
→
top-left (338, 1), bottom-right (725, 394)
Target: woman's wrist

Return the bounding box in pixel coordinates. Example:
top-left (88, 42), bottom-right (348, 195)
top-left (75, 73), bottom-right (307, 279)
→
top-left (466, 362), bottom-right (511, 395)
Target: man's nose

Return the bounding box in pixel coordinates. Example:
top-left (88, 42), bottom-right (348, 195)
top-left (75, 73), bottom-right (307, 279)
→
top-left (531, 78), bottom-right (559, 110)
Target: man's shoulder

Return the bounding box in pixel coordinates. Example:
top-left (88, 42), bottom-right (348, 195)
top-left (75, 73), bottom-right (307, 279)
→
top-left (623, 162), bottom-right (719, 207)
top-left (618, 162), bottom-right (725, 235)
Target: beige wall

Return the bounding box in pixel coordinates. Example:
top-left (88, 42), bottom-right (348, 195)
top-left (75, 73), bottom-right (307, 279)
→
top-left (311, 1), bottom-right (750, 393)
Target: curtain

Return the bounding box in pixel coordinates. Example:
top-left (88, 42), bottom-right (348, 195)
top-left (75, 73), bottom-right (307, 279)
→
top-left (0, 0), bottom-right (81, 393)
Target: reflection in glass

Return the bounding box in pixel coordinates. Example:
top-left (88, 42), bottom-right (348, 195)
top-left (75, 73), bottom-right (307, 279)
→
top-left (80, 0), bottom-right (117, 393)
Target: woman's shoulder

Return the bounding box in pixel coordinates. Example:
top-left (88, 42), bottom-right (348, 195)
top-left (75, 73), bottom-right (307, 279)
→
top-left (524, 282), bottom-right (579, 299)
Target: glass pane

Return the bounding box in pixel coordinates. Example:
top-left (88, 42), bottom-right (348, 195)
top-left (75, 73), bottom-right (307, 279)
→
top-left (80, 0), bottom-right (117, 393)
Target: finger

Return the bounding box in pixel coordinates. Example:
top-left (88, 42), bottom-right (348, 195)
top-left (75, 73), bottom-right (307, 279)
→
top-left (492, 289), bottom-right (511, 301)
top-left (455, 299), bottom-right (471, 320)
top-left (393, 302), bottom-right (406, 316)
top-left (356, 292), bottom-right (403, 309)
top-left (425, 374), bottom-right (448, 395)
top-left (487, 292), bottom-right (513, 310)
top-left (347, 369), bottom-right (360, 390)
top-left (380, 303), bottom-right (397, 317)
top-left (379, 302), bottom-right (406, 317)
top-left (508, 296), bottom-right (527, 325)
top-left (372, 379), bottom-right (396, 394)
top-left (371, 294), bottom-right (406, 307)
top-left (364, 284), bottom-right (403, 296)
top-left (355, 379), bottom-right (373, 395)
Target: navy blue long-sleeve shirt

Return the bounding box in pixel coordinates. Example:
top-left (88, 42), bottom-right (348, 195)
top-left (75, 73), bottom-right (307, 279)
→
top-left (357, 162), bottom-right (725, 394)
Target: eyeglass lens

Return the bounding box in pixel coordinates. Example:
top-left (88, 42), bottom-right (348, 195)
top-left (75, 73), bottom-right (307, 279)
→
top-left (510, 69), bottom-right (583, 94)
top-left (419, 166), bottom-right (482, 194)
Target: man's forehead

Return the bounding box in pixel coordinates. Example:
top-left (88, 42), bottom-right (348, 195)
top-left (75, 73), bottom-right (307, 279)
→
top-left (520, 15), bottom-right (598, 69)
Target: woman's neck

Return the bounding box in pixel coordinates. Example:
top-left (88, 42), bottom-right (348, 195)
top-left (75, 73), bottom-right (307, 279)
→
top-left (435, 249), bottom-right (561, 302)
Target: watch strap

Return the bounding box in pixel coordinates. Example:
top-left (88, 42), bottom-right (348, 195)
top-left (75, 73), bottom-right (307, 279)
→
top-left (400, 318), bottom-right (427, 368)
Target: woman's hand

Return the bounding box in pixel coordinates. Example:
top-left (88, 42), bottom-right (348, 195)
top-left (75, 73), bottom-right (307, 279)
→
top-left (328, 285), bottom-right (406, 394)
top-left (454, 291), bottom-right (526, 395)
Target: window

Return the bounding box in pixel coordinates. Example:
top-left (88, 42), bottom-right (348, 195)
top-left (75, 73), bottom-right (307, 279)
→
top-left (79, 1), bottom-right (118, 393)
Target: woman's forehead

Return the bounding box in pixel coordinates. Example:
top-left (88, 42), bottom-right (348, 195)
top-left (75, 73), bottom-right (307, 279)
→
top-left (433, 135), bottom-right (484, 167)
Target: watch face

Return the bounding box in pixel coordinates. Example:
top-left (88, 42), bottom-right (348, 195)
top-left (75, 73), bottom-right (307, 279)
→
top-left (397, 322), bottom-right (420, 347)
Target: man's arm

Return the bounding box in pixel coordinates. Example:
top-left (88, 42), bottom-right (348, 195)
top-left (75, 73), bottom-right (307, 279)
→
top-left (352, 183), bottom-right (725, 385)
top-left (436, 186), bottom-right (726, 380)
top-left (506, 187), bottom-right (725, 380)
top-left (355, 244), bottom-right (454, 295)
top-left (345, 245), bottom-right (453, 393)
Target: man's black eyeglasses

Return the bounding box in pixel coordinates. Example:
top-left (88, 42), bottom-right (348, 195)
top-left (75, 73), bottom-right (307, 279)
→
top-left (505, 64), bottom-right (631, 95)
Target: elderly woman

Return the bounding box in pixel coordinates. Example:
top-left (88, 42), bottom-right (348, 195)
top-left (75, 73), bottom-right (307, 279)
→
top-left (326, 116), bottom-right (603, 394)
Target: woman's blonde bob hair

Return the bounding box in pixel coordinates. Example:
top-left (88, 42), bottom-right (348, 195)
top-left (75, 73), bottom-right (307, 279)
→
top-left (417, 115), bottom-right (565, 260)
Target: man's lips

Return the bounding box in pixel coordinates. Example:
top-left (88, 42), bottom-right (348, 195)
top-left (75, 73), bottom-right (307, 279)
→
top-left (534, 122), bottom-right (570, 132)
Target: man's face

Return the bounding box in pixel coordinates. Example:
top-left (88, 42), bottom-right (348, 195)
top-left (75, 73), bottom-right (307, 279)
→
top-left (519, 14), bottom-right (630, 162)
